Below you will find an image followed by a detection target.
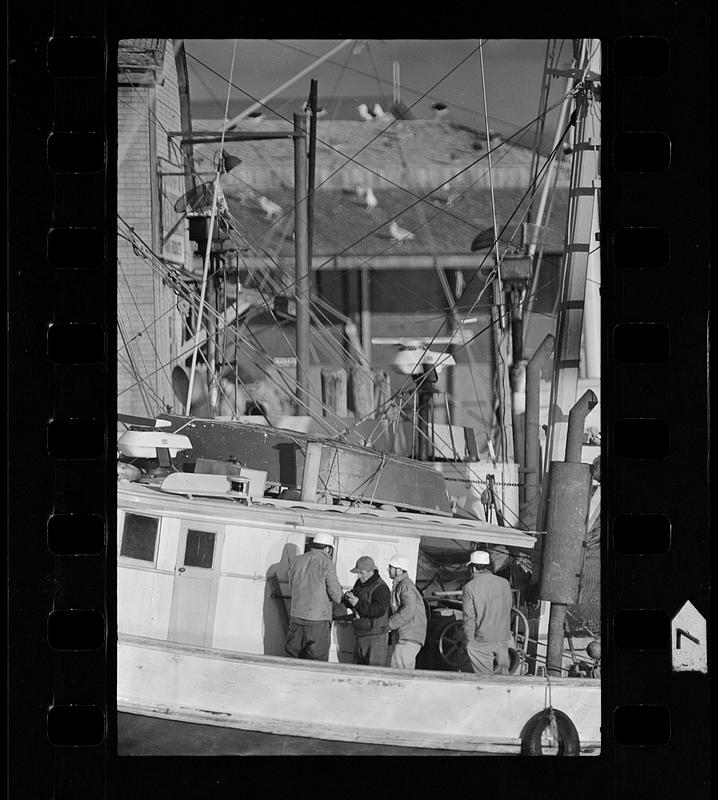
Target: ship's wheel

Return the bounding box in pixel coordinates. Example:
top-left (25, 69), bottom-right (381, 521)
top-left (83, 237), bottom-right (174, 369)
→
top-left (438, 608), bottom-right (528, 674)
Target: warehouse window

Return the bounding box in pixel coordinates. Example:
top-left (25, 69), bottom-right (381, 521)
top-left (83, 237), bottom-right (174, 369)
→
top-left (120, 513), bottom-right (159, 564)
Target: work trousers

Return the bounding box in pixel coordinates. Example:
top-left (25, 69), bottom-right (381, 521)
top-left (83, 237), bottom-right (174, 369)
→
top-left (466, 639), bottom-right (511, 675)
top-left (353, 633), bottom-right (389, 667)
top-left (285, 618), bottom-right (332, 661)
top-left (389, 640), bottom-right (422, 670)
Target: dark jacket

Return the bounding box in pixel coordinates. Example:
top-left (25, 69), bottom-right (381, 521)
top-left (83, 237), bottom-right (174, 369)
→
top-left (347, 571), bottom-right (390, 637)
top-left (388, 572), bottom-right (427, 645)
top-left (288, 548), bottom-right (344, 621)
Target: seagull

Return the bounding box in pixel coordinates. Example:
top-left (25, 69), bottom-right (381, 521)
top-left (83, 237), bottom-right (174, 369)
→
top-left (470, 227), bottom-right (495, 252)
top-left (303, 102), bottom-right (327, 118)
top-left (372, 103), bottom-right (386, 119)
top-left (389, 220), bottom-right (414, 243)
top-left (358, 103), bottom-right (375, 121)
top-left (365, 187), bottom-right (378, 210)
top-left (246, 110), bottom-right (264, 123)
top-left (258, 195), bottom-right (283, 221)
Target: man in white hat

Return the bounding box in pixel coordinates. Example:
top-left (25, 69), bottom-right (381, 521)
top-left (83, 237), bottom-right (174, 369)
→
top-left (461, 550), bottom-right (513, 675)
top-left (285, 532), bottom-right (344, 661)
top-left (386, 554), bottom-right (427, 669)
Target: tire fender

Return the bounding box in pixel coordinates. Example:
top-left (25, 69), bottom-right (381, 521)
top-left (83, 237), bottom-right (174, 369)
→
top-left (520, 708), bottom-right (580, 756)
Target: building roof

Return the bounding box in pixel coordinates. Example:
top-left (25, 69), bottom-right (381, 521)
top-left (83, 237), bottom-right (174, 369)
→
top-left (219, 181), bottom-right (568, 259)
top-left (118, 39), bottom-right (166, 72)
top-left (192, 117), bottom-right (571, 193)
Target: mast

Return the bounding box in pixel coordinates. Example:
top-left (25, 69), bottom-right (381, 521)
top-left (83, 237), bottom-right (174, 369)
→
top-left (537, 38), bottom-right (601, 676)
top-left (542, 39), bottom-right (601, 476)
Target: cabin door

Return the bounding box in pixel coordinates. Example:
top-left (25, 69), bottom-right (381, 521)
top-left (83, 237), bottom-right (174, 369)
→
top-left (168, 522), bottom-right (224, 647)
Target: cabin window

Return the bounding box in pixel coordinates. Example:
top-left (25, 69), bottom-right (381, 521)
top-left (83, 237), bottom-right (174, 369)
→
top-left (183, 528), bottom-right (216, 569)
top-left (120, 513), bottom-right (159, 563)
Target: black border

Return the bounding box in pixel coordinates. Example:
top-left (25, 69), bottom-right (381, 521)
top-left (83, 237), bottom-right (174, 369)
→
top-left (7, 2), bottom-right (711, 797)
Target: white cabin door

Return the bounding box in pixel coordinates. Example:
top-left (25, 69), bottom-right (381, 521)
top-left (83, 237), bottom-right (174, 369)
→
top-left (168, 522), bottom-right (224, 646)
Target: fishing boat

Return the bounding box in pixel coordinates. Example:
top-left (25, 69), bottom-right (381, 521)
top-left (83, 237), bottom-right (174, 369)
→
top-left (116, 37), bottom-right (601, 755)
top-left (116, 431), bottom-right (599, 754)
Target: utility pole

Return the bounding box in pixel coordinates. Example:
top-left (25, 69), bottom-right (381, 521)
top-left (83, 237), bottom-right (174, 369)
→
top-left (306, 79), bottom-right (318, 286)
top-left (293, 113), bottom-right (311, 414)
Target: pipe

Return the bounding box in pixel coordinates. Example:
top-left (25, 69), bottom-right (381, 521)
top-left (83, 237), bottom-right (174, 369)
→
top-left (565, 389), bottom-right (597, 463)
top-left (293, 113), bottom-right (310, 413)
top-left (522, 335), bottom-right (555, 529)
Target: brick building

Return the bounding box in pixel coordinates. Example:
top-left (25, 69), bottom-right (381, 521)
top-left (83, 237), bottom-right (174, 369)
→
top-left (117, 39), bottom-right (192, 417)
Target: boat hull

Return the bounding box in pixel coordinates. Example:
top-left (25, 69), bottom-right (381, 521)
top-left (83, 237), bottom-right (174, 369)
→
top-left (118, 635), bottom-right (600, 754)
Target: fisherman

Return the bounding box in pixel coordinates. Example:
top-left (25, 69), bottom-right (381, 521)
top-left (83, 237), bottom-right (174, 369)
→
top-left (387, 554), bottom-right (427, 669)
top-left (285, 532), bottom-right (344, 662)
top-left (342, 556), bottom-right (391, 667)
top-left (461, 550), bottom-right (514, 675)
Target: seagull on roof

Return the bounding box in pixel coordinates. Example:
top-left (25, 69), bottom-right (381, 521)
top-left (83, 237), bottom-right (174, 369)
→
top-left (246, 110), bottom-right (264, 122)
top-left (372, 103), bottom-right (386, 119)
top-left (258, 195), bottom-right (283, 221)
top-left (365, 187), bottom-right (378, 210)
top-left (303, 102), bottom-right (327, 118)
top-left (358, 103), bottom-right (375, 121)
top-left (389, 220), bottom-right (414, 243)
top-left (470, 227), bottom-right (496, 252)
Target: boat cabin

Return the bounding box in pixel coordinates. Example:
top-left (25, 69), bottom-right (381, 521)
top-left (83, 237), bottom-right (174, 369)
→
top-left (117, 472), bottom-right (536, 665)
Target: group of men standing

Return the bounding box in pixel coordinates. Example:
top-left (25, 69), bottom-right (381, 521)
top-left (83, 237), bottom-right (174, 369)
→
top-left (284, 532), bottom-right (513, 676)
top-left (284, 533), bottom-right (426, 669)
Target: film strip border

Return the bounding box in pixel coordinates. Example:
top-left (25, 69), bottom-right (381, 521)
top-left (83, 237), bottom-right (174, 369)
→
top-left (8, 12), bottom-right (710, 799)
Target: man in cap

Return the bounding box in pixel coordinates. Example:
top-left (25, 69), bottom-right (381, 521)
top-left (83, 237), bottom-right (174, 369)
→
top-left (285, 532), bottom-right (344, 661)
top-left (461, 550), bottom-right (514, 675)
top-left (342, 556), bottom-right (391, 666)
top-left (386, 554), bottom-right (427, 669)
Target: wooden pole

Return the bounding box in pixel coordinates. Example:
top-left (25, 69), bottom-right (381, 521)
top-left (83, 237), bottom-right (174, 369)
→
top-left (350, 365), bottom-right (374, 420)
top-left (374, 370), bottom-right (391, 419)
top-left (293, 113), bottom-right (310, 414)
top-left (307, 79), bottom-right (318, 288)
top-left (360, 265), bottom-right (372, 364)
top-left (206, 265), bottom-right (218, 414)
top-left (491, 297), bottom-right (514, 463)
top-left (321, 368), bottom-right (348, 417)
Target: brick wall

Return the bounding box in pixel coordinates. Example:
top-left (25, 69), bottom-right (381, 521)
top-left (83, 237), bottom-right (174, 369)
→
top-left (117, 39), bottom-right (187, 418)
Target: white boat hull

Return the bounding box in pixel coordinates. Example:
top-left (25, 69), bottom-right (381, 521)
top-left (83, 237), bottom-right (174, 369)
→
top-left (118, 635), bottom-right (600, 754)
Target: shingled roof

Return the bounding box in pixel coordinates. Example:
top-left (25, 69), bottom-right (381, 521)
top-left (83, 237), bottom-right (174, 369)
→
top-left (219, 181), bottom-right (569, 259)
top-left (192, 117), bottom-right (571, 193)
